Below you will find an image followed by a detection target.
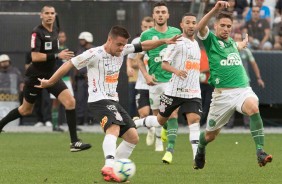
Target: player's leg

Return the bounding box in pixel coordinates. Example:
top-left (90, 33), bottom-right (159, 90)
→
top-left (239, 89), bottom-right (272, 167)
top-left (53, 80), bottom-right (91, 152)
top-left (194, 90), bottom-right (234, 169)
top-left (0, 84), bottom-right (37, 131)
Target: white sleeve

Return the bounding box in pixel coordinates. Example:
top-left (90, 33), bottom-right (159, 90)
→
top-left (127, 37), bottom-right (141, 59)
top-left (71, 48), bottom-right (96, 70)
top-left (163, 43), bottom-right (178, 64)
top-left (197, 27), bottom-right (210, 40)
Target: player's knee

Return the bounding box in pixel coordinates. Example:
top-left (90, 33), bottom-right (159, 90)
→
top-left (63, 97), bottom-right (76, 109)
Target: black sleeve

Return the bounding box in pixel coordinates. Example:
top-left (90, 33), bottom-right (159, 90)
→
top-left (133, 42), bottom-right (142, 53)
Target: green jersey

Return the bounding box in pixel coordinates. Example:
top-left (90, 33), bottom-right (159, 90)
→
top-left (141, 27), bottom-right (181, 82)
top-left (199, 30), bottom-right (249, 88)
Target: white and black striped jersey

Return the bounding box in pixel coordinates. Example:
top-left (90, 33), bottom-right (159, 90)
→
top-left (163, 37), bottom-right (201, 99)
top-left (71, 44), bottom-right (136, 102)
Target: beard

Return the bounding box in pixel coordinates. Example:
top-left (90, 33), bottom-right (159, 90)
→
top-left (156, 22), bottom-right (165, 27)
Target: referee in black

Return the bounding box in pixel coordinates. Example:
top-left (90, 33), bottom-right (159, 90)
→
top-left (0, 5), bottom-right (91, 152)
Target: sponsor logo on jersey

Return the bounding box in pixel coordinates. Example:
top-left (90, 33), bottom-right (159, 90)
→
top-left (29, 93), bottom-right (37, 96)
top-left (100, 116), bottom-right (108, 128)
top-left (45, 35), bottom-right (51, 38)
top-left (154, 48), bottom-right (167, 62)
top-left (105, 72), bottom-right (119, 83)
top-left (31, 33), bottom-right (36, 48)
top-left (185, 61), bottom-right (200, 71)
top-left (160, 94), bottom-right (173, 105)
top-left (44, 42), bottom-right (52, 50)
top-left (220, 53), bottom-right (242, 66)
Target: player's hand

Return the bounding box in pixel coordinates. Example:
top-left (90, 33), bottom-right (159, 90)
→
top-left (145, 74), bottom-right (157, 86)
top-left (214, 1), bottom-right (230, 10)
top-left (257, 78), bottom-right (265, 88)
top-left (127, 66), bottom-right (134, 77)
top-left (58, 49), bottom-right (75, 60)
top-left (237, 34), bottom-right (248, 50)
top-left (165, 35), bottom-right (182, 44)
top-left (175, 70), bottom-right (187, 80)
top-left (34, 78), bottom-right (52, 88)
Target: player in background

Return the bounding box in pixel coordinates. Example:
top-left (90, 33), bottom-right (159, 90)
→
top-left (126, 16), bottom-right (155, 145)
top-left (0, 6), bottom-right (91, 152)
top-left (138, 1), bottom-right (182, 156)
top-left (35, 25), bottom-right (180, 182)
top-left (135, 13), bottom-right (201, 164)
top-left (194, 1), bottom-right (272, 169)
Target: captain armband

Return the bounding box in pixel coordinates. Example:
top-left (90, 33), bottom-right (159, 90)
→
top-left (133, 42), bottom-right (142, 53)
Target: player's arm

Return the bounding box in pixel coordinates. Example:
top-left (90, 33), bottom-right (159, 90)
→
top-left (35, 60), bottom-right (74, 88)
top-left (197, 1), bottom-right (229, 37)
top-left (237, 34), bottom-right (248, 50)
top-left (136, 53), bottom-right (157, 86)
top-left (31, 49), bottom-right (74, 63)
top-left (162, 61), bottom-right (187, 80)
top-left (140, 35), bottom-right (181, 51)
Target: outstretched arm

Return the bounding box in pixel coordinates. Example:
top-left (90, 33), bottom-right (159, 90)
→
top-left (35, 61), bottom-right (74, 88)
top-left (140, 35), bottom-right (181, 51)
top-left (198, 1), bottom-right (229, 37)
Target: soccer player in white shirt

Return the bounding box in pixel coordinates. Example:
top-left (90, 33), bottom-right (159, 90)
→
top-left (35, 25), bottom-right (180, 182)
top-left (135, 13), bottom-right (202, 164)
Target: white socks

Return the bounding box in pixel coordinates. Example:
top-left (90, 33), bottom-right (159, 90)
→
top-left (103, 134), bottom-right (117, 167)
top-left (188, 123), bottom-right (200, 159)
top-left (116, 140), bottom-right (136, 160)
top-left (134, 115), bottom-right (161, 128)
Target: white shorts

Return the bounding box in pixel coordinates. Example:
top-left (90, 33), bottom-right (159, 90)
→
top-left (149, 82), bottom-right (169, 110)
top-left (206, 87), bottom-right (258, 131)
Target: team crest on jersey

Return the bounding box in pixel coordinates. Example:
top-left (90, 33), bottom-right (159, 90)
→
top-left (152, 36), bottom-right (159, 40)
top-left (215, 78), bottom-right (220, 84)
top-left (208, 119), bottom-right (216, 127)
top-left (45, 42), bottom-right (52, 50)
top-left (218, 40), bottom-right (225, 49)
top-left (100, 116), bottom-right (108, 128)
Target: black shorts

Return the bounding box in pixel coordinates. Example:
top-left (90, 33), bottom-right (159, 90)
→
top-left (159, 94), bottom-right (202, 118)
top-left (88, 100), bottom-right (136, 137)
top-left (23, 76), bottom-right (67, 104)
top-left (135, 89), bottom-right (150, 109)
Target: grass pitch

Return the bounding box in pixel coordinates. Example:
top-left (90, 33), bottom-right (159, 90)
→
top-left (0, 132), bottom-right (280, 184)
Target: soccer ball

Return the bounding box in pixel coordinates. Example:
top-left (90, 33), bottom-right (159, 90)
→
top-left (113, 158), bottom-right (136, 182)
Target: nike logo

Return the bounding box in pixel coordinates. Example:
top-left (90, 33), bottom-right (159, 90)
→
top-left (199, 109), bottom-right (203, 113)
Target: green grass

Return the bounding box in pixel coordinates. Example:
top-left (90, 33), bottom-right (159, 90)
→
top-left (0, 132), bottom-right (281, 184)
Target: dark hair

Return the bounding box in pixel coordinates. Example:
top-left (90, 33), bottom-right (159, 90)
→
top-left (108, 25), bottom-right (130, 39)
top-left (181, 12), bottom-right (196, 20)
top-left (142, 16), bottom-right (154, 23)
top-left (153, 1), bottom-right (168, 10)
top-left (41, 5), bottom-right (55, 13)
top-left (216, 11), bottom-right (233, 22)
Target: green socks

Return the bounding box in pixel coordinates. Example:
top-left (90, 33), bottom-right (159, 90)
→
top-left (166, 118), bottom-right (178, 152)
top-left (198, 132), bottom-right (208, 154)
top-left (249, 113), bottom-right (264, 150)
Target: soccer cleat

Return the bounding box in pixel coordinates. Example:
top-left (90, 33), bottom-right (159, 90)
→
top-left (101, 166), bottom-right (121, 182)
top-left (70, 140), bottom-right (91, 152)
top-left (146, 127), bottom-right (155, 146)
top-left (193, 151), bottom-right (206, 169)
top-left (257, 149), bottom-right (273, 167)
top-left (162, 151), bottom-right (173, 164)
top-left (161, 127), bottom-right (168, 142)
top-left (155, 138), bottom-right (164, 152)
